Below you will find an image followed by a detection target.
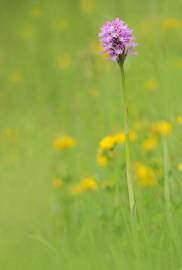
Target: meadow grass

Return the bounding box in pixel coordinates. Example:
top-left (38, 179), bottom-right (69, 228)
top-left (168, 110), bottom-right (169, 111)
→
top-left (0, 0), bottom-right (182, 269)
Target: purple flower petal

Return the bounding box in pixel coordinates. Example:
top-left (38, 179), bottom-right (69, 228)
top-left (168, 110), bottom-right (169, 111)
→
top-left (99, 18), bottom-right (137, 62)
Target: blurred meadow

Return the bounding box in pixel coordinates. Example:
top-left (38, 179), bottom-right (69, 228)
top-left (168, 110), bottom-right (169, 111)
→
top-left (1, 0), bottom-right (182, 269)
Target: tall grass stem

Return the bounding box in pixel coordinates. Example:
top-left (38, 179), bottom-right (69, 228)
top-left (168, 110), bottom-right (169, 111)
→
top-left (119, 62), bottom-right (135, 216)
top-left (162, 136), bottom-right (171, 224)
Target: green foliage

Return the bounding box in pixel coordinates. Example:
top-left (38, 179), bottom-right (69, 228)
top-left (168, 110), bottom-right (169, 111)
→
top-left (0, 0), bottom-right (182, 269)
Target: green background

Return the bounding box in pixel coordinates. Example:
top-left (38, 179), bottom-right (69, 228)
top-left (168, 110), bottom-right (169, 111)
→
top-left (0, 0), bottom-right (182, 269)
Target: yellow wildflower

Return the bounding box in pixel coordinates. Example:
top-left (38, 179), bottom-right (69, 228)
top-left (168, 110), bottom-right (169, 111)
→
top-left (70, 177), bottom-right (97, 195)
top-left (161, 18), bottom-right (181, 30)
top-left (80, 177), bottom-right (97, 191)
top-left (53, 136), bottom-right (76, 150)
top-left (97, 153), bottom-right (108, 167)
top-left (99, 135), bottom-right (115, 150)
top-left (114, 132), bottom-right (125, 144)
top-left (134, 162), bottom-right (157, 187)
top-left (30, 8), bottom-right (43, 17)
top-left (178, 163), bottom-right (182, 172)
top-left (56, 54), bottom-right (72, 70)
top-left (8, 71), bottom-right (23, 83)
top-left (176, 116), bottom-right (182, 125)
top-left (142, 137), bottom-right (157, 152)
top-left (144, 79), bottom-right (158, 91)
top-left (80, 0), bottom-right (93, 15)
top-left (129, 130), bottom-right (137, 142)
top-left (152, 121), bottom-right (172, 136)
top-left (52, 178), bottom-right (63, 189)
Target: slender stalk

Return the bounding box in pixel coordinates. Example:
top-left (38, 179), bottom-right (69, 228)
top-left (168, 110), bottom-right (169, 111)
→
top-left (119, 62), bottom-right (135, 215)
top-left (162, 136), bottom-right (171, 224)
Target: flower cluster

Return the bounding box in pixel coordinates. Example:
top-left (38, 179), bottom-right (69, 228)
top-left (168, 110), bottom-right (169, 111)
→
top-left (71, 178), bottom-right (97, 195)
top-left (151, 121), bottom-right (172, 136)
top-left (99, 17), bottom-right (137, 62)
top-left (97, 132), bottom-right (125, 167)
top-left (97, 130), bottom-right (138, 167)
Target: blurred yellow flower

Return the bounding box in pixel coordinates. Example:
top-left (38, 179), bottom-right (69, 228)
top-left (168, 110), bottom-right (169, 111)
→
top-left (80, 177), bottom-right (97, 190)
top-left (89, 40), bottom-right (109, 60)
top-left (19, 29), bottom-right (33, 41)
top-left (99, 130), bottom-right (135, 152)
top-left (114, 132), bottom-right (125, 144)
top-left (80, 0), bottom-right (93, 15)
top-left (52, 178), bottom-right (63, 189)
top-left (178, 163), bottom-right (182, 172)
top-left (56, 54), bottom-right (72, 70)
top-left (53, 136), bottom-right (76, 150)
top-left (53, 19), bottom-right (69, 31)
top-left (3, 128), bottom-right (20, 143)
top-left (71, 177), bottom-right (97, 195)
top-left (129, 130), bottom-right (138, 142)
top-left (142, 137), bottom-right (157, 152)
top-left (173, 59), bottom-right (182, 69)
top-left (70, 185), bottom-right (83, 195)
top-left (97, 153), bottom-right (108, 167)
top-left (152, 121), bottom-right (172, 136)
top-left (161, 18), bottom-right (181, 30)
top-left (8, 71), bottom-right (23, 83)
top-left (99, 135), bottom-right (115, 150)
top-left (134, 162), bottom-right (157, 187)
top-left (4, 128), bottom-right (13, 138)
top-left (144, 79), bottom-right (158, 91)
top-left (88, 88), bottom-right (99, 97)
top-left (30, 8), bottom-right (43, 17)
top-left (176, 116), bottom-right (182, 125)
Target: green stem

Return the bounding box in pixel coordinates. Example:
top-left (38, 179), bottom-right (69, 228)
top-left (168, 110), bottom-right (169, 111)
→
top-left (119, 62), bottom-right (135, 215)
top-left (162, 136), bottom-right (171, 223)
